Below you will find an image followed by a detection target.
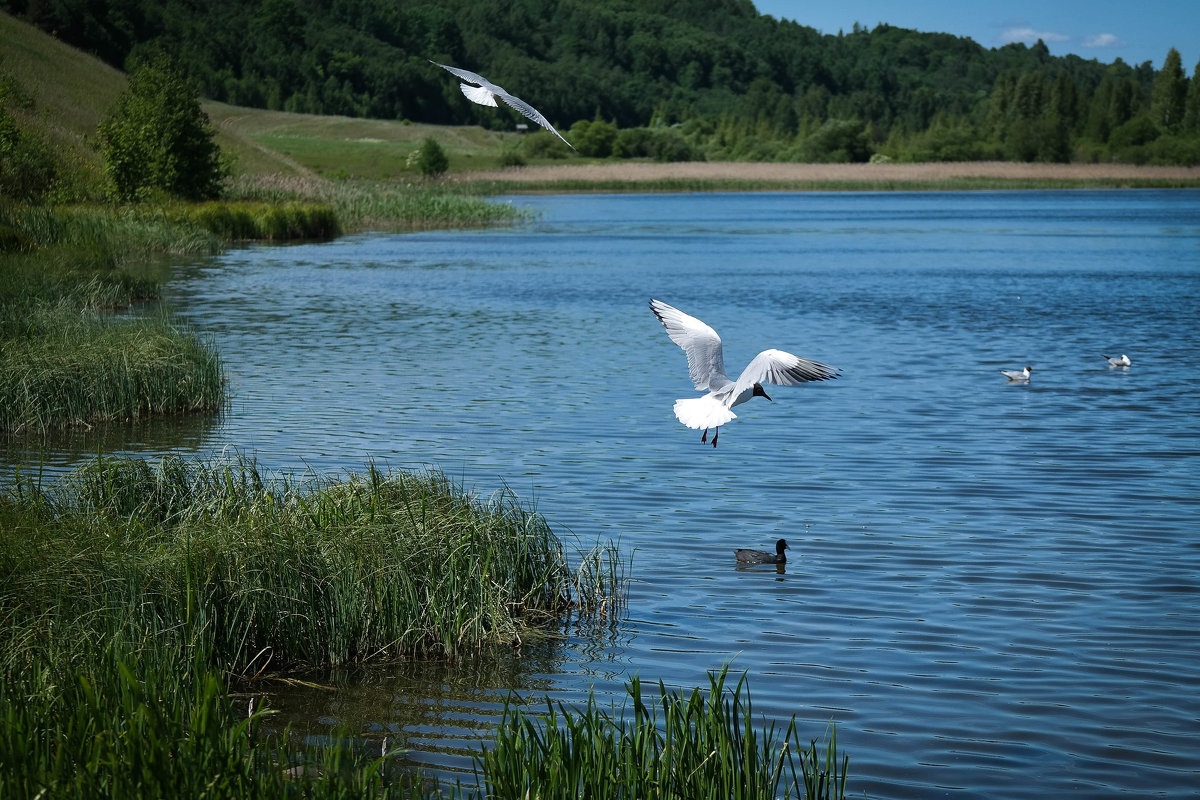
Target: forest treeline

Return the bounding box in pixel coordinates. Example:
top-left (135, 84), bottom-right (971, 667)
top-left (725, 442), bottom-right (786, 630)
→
top-left (5, 0), bottom-right (1200, 164)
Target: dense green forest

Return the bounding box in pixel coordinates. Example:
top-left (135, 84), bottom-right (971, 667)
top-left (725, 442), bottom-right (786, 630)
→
top-left (5, 0), bottom-right (1200, 164)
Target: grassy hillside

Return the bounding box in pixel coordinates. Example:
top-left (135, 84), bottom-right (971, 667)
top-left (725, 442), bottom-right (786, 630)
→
top-left (1, 10), bottom-right (536, 185)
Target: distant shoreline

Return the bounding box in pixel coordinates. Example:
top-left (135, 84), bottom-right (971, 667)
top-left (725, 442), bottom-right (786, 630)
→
top-left (454, 161), bottom-right (1200, 192)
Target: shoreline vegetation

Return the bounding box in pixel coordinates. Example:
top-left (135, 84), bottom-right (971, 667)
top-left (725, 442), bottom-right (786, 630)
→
top-left (455, 160), bottom-right (1200, 193)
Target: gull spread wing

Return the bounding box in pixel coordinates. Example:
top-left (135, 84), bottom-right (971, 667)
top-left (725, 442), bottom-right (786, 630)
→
top-left (493, 91), bottom-right (576, 149)
top-left (732, 348), bottom-right (839, 397)
top-left (650, 299), bottom-right (728, 391)
top-left (430, 61), bottom-right (499, 91)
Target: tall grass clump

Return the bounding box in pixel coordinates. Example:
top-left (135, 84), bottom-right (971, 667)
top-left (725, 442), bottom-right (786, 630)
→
top-left (179, 199), bottom-right (341, 240)
top-left (478, 668), bottom-right (849, 800)
top-left (0, 305), bottom-right (223, 432)
top-left (229, 174), bottom-right (531, 232)
top-left (0, 203), bottom-right (229, 431)
top-left (4, 454), bottom-right (624, 674)
top-left (0, 639), bottom-right (417, 800)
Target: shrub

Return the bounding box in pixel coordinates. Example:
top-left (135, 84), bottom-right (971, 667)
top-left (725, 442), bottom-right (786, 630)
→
top-left (0, 63), bottom-right (59, 201)
top-left (569, 117), bottom-right (619, 158)
top-left (799, 119), bottom-right (871, 163)
top-left (520, 129), bottom-right (572, 159)
top-left (412, 136), bottom-right (449, 178)
top-left (97, 52), bottom-right (224, 202)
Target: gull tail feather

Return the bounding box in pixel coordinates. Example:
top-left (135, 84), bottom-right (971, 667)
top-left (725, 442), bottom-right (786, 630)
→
top-left (459, 83), bottom-right (498, 106)
top-left (673, 397), bottom-right (736, 430)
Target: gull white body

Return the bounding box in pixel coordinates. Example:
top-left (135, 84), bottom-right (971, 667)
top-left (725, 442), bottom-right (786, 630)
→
top-left (1104, 354), bottom-right (1132, 367)
top-left (429, 60), bottom-right (575, 150)
top-left (649, 299), bottom-right (838, 446)
top-left (1000, 365), bottom-right (1033, 381)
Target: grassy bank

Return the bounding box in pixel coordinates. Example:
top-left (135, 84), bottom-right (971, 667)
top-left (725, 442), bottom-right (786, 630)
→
top-left (0, 204), bottom-right (228, 433)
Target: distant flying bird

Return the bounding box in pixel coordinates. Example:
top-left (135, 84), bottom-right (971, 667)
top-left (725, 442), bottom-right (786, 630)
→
top-left (1103, 354), bottom-right (1132, 368)
top-left (428, 60), bottom-right (575, 150)
top-left (1000, 365), bottom-right (1033, 381)
top-left (649, 299), bottom-right (839, 447)
top-left (735, 538), bottom-right (790, 564)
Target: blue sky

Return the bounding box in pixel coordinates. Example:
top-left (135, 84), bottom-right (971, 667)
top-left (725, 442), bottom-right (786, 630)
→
top-left (751, 1), bottom-right (1197, 71)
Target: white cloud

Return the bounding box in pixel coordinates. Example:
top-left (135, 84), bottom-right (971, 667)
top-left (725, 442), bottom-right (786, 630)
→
top-left (999, 27), bottom-right (1070, 45)
top-left (1083, 33), bottom-right (1126, 48)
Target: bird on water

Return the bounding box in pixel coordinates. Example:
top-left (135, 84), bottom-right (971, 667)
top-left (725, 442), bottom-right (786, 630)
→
top-left (1000, 365), bottom-right (1032, 381)
top-left (649, 299), bottom-right (839, 447)
top-left (735, 539), bottom-right (790, 564)
top-left (1103, 354), bottom-right (1131, 368)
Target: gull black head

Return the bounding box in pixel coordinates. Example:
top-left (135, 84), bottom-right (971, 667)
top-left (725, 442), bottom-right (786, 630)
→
top-left (752, 382), bottom-right (772, 401)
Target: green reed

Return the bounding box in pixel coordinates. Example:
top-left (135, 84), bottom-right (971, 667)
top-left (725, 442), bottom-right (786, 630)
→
top-left (176, 200), bottom-right (342, 240)
top-left (0, 303), bottom-right (223, 433)
top-left (477, 668), bottom-right (849, 800)
top-left (2, 454), bottom-right (624, 673)
top-left (228, 174), bottom-right (531, 232)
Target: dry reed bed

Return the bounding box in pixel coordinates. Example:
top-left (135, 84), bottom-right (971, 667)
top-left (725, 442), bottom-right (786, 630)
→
top-left (456, 160), bottom-right (1200, 187)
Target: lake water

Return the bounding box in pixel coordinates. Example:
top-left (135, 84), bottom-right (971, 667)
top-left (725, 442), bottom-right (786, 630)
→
top-left (7, 190), bottom-right (1200, 798)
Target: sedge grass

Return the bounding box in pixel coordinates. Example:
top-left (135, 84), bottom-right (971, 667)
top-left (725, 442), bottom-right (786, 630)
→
top-left (228, 173), bottom-right (531, 232)
top-left (2, 454), bottom-right (625, 672)
top-left (478, 668), bottom-right (849, 800)
top-left (0, 304), bottom-right (223, 433)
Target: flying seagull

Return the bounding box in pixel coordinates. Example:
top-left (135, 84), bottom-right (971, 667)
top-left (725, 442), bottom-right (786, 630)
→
top-left (1103, 354), bottom-right (1131, 368)
top-left (1000, 365), bottom-right (1033, 381)
top-left (428, 60), bottom-right (575, 150)
top-left (649, 299), bottom-right (839, 447)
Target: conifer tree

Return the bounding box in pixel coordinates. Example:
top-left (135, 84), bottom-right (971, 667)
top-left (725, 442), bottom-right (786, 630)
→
top-left (1183, 56), bottom-right (1200, 133)
top-left (1150, 48), bottom-right (1187, 132)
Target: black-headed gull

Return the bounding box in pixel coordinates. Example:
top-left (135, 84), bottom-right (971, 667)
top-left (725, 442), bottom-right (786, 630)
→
top-left (650, 299), bottom-right (839, 447)
top-left (735, 538), bottom-right (789, 564)
top-left (429, 60), bottom-right (575, 150)
top-left (1000, 365), bottom-right (1033, 381)
top-left (1103, 354), bottom-right (1131, 368)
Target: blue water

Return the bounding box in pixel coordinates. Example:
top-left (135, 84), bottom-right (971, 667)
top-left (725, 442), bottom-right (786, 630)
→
top-left (8, 190), bottom-right (1200, 798)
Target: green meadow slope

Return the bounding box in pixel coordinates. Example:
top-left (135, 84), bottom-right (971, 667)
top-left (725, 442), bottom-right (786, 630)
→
top-left (1, 10), bottom-right (512, 184)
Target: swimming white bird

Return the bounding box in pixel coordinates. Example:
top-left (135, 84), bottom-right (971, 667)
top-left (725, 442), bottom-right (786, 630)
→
top-left (1103, 354), bottom-right (1132, 368)
top-left (649, 299), bottom-right (839, 447)
top-left (429, 60), bottom-right (575, 150)
top-left (1000, 365), bottom-right (1033, 381)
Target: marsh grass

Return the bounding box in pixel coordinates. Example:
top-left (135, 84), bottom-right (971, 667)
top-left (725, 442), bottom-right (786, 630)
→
top-left (0, 203), bottom-right (229, 432)
top-left (177, 199), bottom-right (342, 240)
top-left (454, 160), bottom-right (1200, 192)
top-left (229, 173), bottom-right (531, 232)
top-left (0, 304), bottom-right (223, 433)
top-left (478, 668), bottom-right (849, 800)
top-left (0, 640), bottom-right (418, 800)
top-left (3, 454), bottom-right (625, 673)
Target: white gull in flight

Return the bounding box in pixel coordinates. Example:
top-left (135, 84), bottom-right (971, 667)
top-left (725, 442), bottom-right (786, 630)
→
top-left (649, 299), bottom-right (839, 447)
top-left (429, 60), bottom-right (575, 150)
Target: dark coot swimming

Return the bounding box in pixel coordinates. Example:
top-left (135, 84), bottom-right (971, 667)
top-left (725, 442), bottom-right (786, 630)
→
top-left (735, 538), bottom-right (789, 564)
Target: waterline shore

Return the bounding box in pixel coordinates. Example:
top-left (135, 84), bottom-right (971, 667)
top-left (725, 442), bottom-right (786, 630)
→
top-left (455, 160), bottom-right (1200, 191)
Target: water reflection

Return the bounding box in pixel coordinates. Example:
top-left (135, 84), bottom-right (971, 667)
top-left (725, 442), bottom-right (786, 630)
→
top-left (1, 412), bottom-right (220, 480)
